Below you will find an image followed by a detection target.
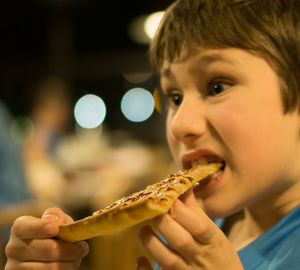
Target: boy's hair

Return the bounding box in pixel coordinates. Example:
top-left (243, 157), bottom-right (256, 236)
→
top-left (150, 0), bottom-right (300, 112)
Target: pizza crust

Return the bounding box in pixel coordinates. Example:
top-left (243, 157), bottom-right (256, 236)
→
top-left (56, 162), bottom-right (222, 242)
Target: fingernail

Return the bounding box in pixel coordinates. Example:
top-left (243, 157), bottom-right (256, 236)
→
top-left (42, 214), bottom-right (59, 235)
top-left (42, 213), bottom-right (59, 222)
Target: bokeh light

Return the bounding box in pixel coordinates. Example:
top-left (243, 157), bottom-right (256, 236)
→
top-left (144, 11), bottom-right (164, 39)
top-left (127, 15), bottom-right (150, 44)
top-left (128, 11), bottom-right (164, 44)
top-left (74, 94), bottom-right (106, 129)
top-left (121, 88), bottom-right (155, 122)
top-left (122, 71), bottom-right (152, 84)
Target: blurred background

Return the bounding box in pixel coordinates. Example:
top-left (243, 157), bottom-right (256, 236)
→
top-left (0, 0), bottom-right (176, 269)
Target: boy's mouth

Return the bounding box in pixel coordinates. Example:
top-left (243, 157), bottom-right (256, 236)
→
top-left (190, 158), bottom-right (225, 169)
top-left (181, 149), bottom-right (226, 191)
top-left (192, 159), bottom-right (226, 191)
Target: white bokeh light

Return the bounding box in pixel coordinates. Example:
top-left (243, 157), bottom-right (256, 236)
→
top-left (74, 94), bottom-right (106, 129)
top-left (144, 11), bottom-right (164, 39)
top-left (121, 88), bottom-right (155, 122)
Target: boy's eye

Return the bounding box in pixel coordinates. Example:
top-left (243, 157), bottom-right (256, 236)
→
top-left (166, 92), bottom-right (183, 107)
top-left (208, 81), bottom-right (232, 96)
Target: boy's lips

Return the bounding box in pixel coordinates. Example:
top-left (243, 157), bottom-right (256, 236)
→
top-left (181, 148), bottom-right (225, 170)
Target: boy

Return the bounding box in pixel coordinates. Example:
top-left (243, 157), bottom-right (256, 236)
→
top-left (5, 0), bottom-right (300, 269)
top-left (137, 0), bottom-right (300, 269)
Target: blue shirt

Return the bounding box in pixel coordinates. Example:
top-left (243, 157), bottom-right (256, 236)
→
top-left (238, 204), bottom-right (300, 269)
top-left (154, 204), bottom-right (300, 269)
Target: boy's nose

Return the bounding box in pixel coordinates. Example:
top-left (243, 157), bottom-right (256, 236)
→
top-left (169, 99), bottom-right (207, 145)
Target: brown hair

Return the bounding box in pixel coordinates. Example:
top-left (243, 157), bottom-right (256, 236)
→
top-left (150, 0), bottom-right (300, 112)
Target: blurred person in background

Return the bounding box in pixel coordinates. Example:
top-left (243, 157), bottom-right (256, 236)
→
top-left (22, 76), bottom-right (73, 205)
top-left (24, 76), bottom-right (72, 158)
top-left (0, 100), bottom-right (31, 266)
top-left (0, 101), bottom-right (30, 208)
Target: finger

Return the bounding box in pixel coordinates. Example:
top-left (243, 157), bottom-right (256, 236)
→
top-left (153, 213), bottom-right (197, 259)
top-left (5, 260), bottom-right (82, 270)
top-left (136, 257), bottom-right (153, 270)
top-left (180, 188), bottom-right (203, 211)
top-left (139, 225), bottom-right (186, 270)
top-left (6, 238), bottom-right (89, 262)
top-left (11, 216), bottom-right (57, 240)
top-left (172, 199), bottom-right (216, 244)
top-left (11, 207), bottom-right (74, 241)
top-left (40, 208), bottom-right (74, 240)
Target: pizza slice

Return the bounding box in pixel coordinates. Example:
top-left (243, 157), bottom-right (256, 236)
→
top-left (56, 162), bottom-right (222, 242)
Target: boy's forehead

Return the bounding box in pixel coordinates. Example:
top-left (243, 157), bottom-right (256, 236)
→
top-left (160, 48), bottom-right (240, 76)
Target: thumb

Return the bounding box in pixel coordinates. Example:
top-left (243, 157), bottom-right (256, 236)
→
top-left (41, 207), bottom-right (74, 236)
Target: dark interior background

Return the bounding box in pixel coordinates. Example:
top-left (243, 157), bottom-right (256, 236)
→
top-left (0, 0), bottom-right (174, 143)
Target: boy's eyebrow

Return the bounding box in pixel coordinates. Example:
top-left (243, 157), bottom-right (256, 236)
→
top-left (190, 54), bottom-right (237, 70)
top-left (160, 53), bottom-right (236, 77)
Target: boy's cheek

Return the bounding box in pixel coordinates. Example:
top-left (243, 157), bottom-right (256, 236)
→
top-left (166, 131), bottom-right (181, 166)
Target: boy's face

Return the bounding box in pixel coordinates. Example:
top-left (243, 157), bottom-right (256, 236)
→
top-left (161, 48), bottom-right (300, 219)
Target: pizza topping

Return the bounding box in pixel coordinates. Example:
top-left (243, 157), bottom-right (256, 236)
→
top-left (92, 163), bottom-right (222, 217)
top-left (92, 176), bottom-right (191, 216)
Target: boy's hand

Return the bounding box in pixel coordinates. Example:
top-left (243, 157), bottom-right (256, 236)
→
top-left (5, 207), bottom-right (89, 270)
top-left (137, 189), bottom-right (244, 270)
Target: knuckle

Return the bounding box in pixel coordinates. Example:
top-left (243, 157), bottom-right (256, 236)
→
top-left (44, 240), bottom-right (84, 261)
top-left (172, 234), bottom-right (192, 251)
top-left (192, 222), bottom-right (207, 238)
top-left (11, 216), bottom-right (29, 238)
top-left (5, 241), bottom-right (22, 259)
top-left (46, 240), bottom-right (60, 259)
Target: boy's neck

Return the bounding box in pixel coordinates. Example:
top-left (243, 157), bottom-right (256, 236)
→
top-left (223, 181), bottom-right (300, 250)
top-left (223, 210), bottom-right (263, 251)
